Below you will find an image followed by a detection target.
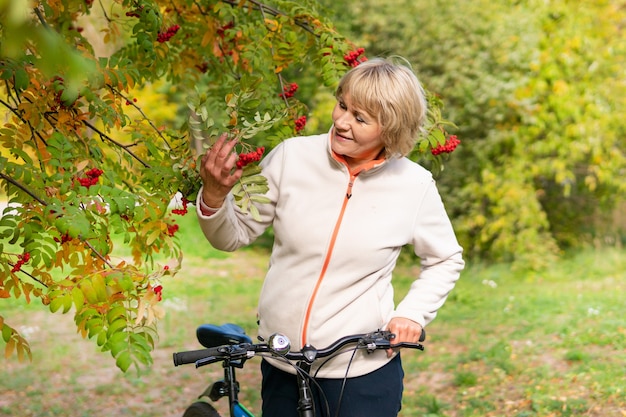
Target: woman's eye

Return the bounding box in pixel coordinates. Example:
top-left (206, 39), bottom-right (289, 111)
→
top-left (355, 115), bottom-right (365, 123)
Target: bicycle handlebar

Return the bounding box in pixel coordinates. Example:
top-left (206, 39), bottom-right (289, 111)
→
top-left (173, 329), bottom-right (425, 367)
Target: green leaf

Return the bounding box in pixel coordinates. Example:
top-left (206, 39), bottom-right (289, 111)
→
top-left (62, 293), bottom-right (73, 314)
top-left (2, 323), bottom-right (12, 343)
top-left (240, 184), bottom-right (269, 194)
top-left (49, 297), bottom-right (65, 313)
top-left (116, 274), bottom-right (134, 292)
top-left (72, 287), bottom-right (85, 311)
top-left (96, 330), bottom-right (107, 347)
top-left (108, 331), bottom-right (128, 357)
top-left (429, 129), bottom-right (446, 147)
top-left (240, 174), bottom-right (266, 185)
top-left (250, 195), bottom-right (272, 204)
top-left (115, 350), bottom-right (132, 372)
top-left (13, 67), bottom-right (29, 90)
top-left (249, 203), bottom-right (261, 221)
top-left (107, 305), bottom-right (127, 323)
top-left (86, 318), bottom-right (104, 339)
top-left (107, 318), bottom-right (128, 337)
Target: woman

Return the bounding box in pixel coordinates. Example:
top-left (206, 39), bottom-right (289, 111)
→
top-left (196, 57), bottom-right (464, 417)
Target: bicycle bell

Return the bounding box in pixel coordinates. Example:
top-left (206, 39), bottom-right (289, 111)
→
top-left (268, 333), bottom-right (291, 354)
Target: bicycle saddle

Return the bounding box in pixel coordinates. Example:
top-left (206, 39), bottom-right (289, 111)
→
top-left (196, 323), bottom-right (253, 348)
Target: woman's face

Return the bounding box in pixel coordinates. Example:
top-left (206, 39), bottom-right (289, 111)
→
top-left (331, 93), bottom-right (384, 169)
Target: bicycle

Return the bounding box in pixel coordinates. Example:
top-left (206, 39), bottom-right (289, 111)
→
top-left (173, 323), bottom-right (426, 417)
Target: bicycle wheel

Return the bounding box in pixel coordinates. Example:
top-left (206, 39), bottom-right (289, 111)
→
top-left (182, 401), bottom-right (221, 417)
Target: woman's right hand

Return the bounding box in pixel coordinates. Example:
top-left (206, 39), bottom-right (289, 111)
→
top-left (199, 133), bottom-right (243, 208)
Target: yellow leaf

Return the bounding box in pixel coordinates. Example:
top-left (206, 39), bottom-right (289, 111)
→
top-left (75, 160), bottom-right (90, 172)
top-left (135, 299), bottom-right (146, 326)
top-left (201, 30), bottom-right (213, 47)
top-left (145, 228), bottom-right (161, 246)
top-left (80, 279), bottom-right (98, 304)
top-left (124, 72), bottom-right (135, 89)
top-left (264, 18), bottom-right (279, 32)
top-left (5, 338), bottom-right (15, 359)
top-left (92, 274), bottom-right (107, 302)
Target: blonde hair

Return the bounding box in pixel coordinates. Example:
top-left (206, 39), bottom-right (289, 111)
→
top-left (335, 57), bottom-right (427, 158)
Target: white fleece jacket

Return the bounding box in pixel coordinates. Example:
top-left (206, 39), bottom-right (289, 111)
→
top-left (196, 130), bottom-right (464, 378)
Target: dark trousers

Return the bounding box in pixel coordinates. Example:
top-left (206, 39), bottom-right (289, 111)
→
top-left (260, 355), bottom-right (404, 417)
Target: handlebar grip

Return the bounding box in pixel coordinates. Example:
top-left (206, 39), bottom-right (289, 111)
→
top-left (420, 328), bottom-right (426, 342)
top-left (173, 348), bottom-right (220, 366)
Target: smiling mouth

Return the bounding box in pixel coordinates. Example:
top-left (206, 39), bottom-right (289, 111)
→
top-left (335, 132), bottom-right (352, 141)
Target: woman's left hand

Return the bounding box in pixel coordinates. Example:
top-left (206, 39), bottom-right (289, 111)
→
top-left (385, 317), bottom-right (424, 358)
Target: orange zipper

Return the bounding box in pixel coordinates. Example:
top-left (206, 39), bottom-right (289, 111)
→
top-left (300, 174), bottom-right (356, 346)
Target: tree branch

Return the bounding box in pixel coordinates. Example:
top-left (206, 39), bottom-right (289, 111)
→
top-left (8, 265), bottom-right (49, 289)
top-left (219, 0), bottom-right (317, 35)
top-left (83, 240), bottom-right (114, 268)
top-left (82, 120), bottom-right (152, 169)
top-left (32, 5), bottom-right (51, 30)
top-left (108, 86), bottom-right (173, 151)
top-left (0, 172), bottom-right (48, 206)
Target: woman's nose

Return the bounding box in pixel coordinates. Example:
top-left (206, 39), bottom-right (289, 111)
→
top-left (335, 113), bottom-right (351, 130)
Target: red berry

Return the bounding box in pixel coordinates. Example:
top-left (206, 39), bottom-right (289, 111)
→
top-left (295, 115), bottom-right (307, 132)
top-left (157, 25), bottom-right (180, 43)
top-left (431, 135), bottom-right (460, 155)
top-left (167, 223), bottom-right (179, 236)
top-left (236, 147), bottom-right (265, 168)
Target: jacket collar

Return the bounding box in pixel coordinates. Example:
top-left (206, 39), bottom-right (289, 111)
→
top-left (326, 126), bottom-right (387, 176)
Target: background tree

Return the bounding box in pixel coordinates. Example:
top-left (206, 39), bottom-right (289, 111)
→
top-left (0, 0), bottom-right (455, 371)
top-left (328, 0), bottom-right (626, 269)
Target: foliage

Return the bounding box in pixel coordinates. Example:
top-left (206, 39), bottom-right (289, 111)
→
top-left (0, 0), bottom-right (455, 371)
top-left (332, 0), bottom-right (626, 269)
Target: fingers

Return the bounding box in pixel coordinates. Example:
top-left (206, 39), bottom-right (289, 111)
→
top-left (387, 317), bottom-right (423, 344)
top-left (386, 319), bottom-right (423, 358)
top-left (202, 133), bottom-right (235, 169)
top-left (203, 134), bottom-right (240, 175)
top-left (199, 133), bottom-right (243, 206)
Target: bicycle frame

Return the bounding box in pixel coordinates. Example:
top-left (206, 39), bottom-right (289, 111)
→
top-left (193, 352), bottom-right (313, 417)
top-left (213, 364), bottom-right (255, 417)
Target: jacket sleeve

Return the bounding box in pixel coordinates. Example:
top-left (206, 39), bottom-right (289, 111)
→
top-left (392, 180), bottom-right (465, 327)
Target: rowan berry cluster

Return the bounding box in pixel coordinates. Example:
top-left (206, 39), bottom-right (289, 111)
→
top-left (76, 168), bottom-right (103, 188)
top-left (50, 76), bottom-right (77, 110)
top-left (54, 233), bottom-right (72, 244)
top-left (431, 135), bottom-right (461, 155)
top-left (172, 197), bottom-right (189, 215)
top-left (344, 48), bottom-right (367, 67)
top-left (148, 283), bottom-right (163, 301)
top-left (279, 83), bottom-right (299, 99)
top-left (157, 25), bottom-right (180, 43)
top-left (236, 147), bottom-right (265, 168)
top-left (167, 223), bottom-right (179, 237)
top-left (195, 62), bottom-right (209, 73)
top-left (11, 253), bottom-right (30, 273)
top-left (217, 22), bottom-right (234, 38)
top-left (153, 285), bottom-right (163, 301)
top-left (295, 115), bottom-right (307, 132)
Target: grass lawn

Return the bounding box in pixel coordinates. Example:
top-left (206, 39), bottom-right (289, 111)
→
top-left (1, 211), bottom-right (625, 416)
